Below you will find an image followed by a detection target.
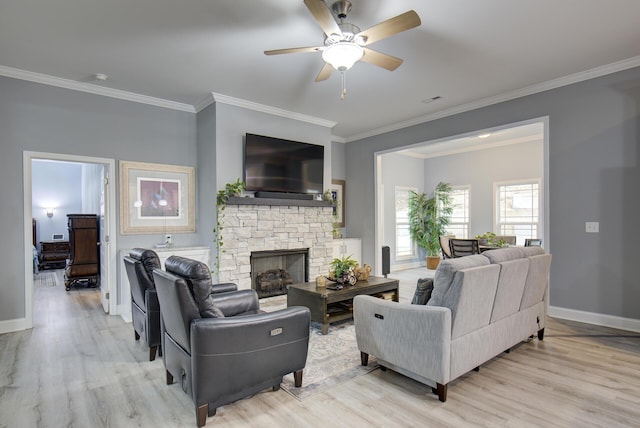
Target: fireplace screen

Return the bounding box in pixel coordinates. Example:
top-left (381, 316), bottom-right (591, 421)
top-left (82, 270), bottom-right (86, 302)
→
top-left (250, 249), bottom-right (308, 298)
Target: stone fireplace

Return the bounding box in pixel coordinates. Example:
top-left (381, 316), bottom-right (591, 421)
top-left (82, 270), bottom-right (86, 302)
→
top-left (217, 198), bottom-right (333, 292)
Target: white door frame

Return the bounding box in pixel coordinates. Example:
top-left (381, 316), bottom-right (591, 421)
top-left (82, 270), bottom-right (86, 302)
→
top-left (373, 117), bottom-right (550, 275)
top-left (23, 151), bottom-right (118, 329)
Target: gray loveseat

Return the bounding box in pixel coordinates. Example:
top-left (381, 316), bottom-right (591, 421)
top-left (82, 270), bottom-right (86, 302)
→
top-left (354, 246), bottom-right (552, 401)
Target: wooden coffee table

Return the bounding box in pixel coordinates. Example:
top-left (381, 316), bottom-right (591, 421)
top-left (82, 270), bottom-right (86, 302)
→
top-left (287, 276), bottom-right (399, 334)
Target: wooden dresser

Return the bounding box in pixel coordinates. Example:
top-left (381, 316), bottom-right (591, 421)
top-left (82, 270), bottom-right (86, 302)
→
top-left (39, 241), bottom-right (70, 270)
top-left (64, 214), bottom-right (99, 291)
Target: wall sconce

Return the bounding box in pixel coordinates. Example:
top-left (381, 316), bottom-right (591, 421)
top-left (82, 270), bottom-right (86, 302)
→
top-left (46, 208), bottom-right (54, 218)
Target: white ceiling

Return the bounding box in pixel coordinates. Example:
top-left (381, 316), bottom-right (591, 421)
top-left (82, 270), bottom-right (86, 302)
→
top-left (1, 0), bottom-right (640, 141)
top-left (397, 121), bottom-right (544, 158)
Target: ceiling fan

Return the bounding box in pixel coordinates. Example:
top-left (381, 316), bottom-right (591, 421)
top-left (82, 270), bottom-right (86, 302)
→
top-left (264, 0), bottom-right (421, 99)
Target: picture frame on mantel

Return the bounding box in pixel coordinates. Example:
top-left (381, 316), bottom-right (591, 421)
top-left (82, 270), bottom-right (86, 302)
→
top-left (330, 179), bottom-right (345, 227)
top-left (119, 160), bottom-right (195, 234)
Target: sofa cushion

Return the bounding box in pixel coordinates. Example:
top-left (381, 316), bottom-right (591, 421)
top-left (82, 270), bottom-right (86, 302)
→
top-left (490, 258), bottom-right (530, 323)
top-left (482, 246), bottom-right (544, 264)
top-left (428, 255), bottom-right (490, 307)
top-left (445, 264), bottom-right (501, 339)
top-left (520, 254), bottom-right (552, 310)
top-left (411, 278), bottom-right (434, 305)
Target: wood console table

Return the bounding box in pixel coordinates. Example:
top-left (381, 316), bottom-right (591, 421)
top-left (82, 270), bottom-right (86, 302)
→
top-left (287, 276), bottom-right (399, 334)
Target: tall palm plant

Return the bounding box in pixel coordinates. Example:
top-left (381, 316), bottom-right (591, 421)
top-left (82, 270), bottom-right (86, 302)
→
top-left (408, 182), bottom-right (453, 257)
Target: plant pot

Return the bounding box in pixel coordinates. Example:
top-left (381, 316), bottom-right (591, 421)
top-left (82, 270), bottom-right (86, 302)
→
top-left (426, 256), bottom-right (440, 270)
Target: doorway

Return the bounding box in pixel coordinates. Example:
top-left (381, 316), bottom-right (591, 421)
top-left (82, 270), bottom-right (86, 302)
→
top-left (373, 117), bottom-right (549, 274)
top-left (23, 151), bottom-right (117, 329)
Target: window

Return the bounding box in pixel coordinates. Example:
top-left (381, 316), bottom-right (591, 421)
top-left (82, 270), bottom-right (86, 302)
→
top-left (446, 186), bottom-right (470, 238)
top-left (495, 180), bottom-right (541, 244)
top-left (395, 186), bottom-right (417, 259)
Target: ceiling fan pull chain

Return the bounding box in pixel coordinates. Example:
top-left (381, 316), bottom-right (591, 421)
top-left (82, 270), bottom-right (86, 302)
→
top-left (340, 71), bottom-right (347, 100)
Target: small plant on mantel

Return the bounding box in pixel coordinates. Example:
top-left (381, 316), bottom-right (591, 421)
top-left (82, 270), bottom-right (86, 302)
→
top-left (323, 188), bottom-right (342, 238)
top-left (213, 179), bottom-right (245, 273)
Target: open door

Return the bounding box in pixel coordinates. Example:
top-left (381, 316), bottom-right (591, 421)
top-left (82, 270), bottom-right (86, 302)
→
top-left (99, 165), bottom-right (110, 313)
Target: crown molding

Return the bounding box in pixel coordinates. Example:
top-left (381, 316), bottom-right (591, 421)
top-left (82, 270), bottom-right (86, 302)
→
top-left (0, 65), bottom-right (196, 113)
top-left (207, 92), bottom-right (337, 129)
top-left (344, 55), bottom-right (640, 142)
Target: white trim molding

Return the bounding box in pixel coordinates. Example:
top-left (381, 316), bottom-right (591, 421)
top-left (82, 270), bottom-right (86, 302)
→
top-left (344, 55), bottom-right (640, 142)
top-left (197, 92), bottom-right (337, 129)
top-left (0, 65), bottom-right (195, 113)
top-left (549, 306), bottom-right (640, 333)
top-left (0, 318), bottom-right (28, 335)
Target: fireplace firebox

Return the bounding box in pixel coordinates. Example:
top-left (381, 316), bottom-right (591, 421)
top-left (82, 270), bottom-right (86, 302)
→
top-left (250, 249), bottom-right (308, 298)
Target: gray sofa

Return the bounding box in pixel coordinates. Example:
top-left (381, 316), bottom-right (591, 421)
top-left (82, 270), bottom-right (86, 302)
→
top-left (354, 246), bottom-right (552, 401)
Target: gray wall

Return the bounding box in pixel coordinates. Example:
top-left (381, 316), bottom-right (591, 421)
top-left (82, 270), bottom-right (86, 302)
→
top-left (0, 76), bottom-right (198, 321)
top-left (346, 66), bottom-right (640, 320)
top-left (32, 160), bottom-right (83, 246)
top-left (331, 141), bottom-right (346, 180)
top-left (422, 140), bottom-right (543, 238)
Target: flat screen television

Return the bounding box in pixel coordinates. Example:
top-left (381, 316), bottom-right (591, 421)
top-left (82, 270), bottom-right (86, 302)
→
top-left (244, 133), bottom-right (324, 195)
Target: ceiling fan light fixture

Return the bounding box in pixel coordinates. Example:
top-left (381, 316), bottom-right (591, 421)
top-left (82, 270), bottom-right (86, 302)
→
top-left (322, 42), bottom-right (364, 71)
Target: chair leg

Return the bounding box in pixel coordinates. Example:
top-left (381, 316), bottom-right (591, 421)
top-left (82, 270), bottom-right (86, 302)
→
top-left (273, 384), bottom-right (281, 391)
top-left (134, 330), bottom-right (140, 341)
top-left (166, 370), bottom-right (174, 385)
top-left (294, 370), bottom-right (303, 388)
top-left (431, 383), bottom-right (447, 402)
top-left (196, 404), bottom-right (208, 428)
top-left (158, 344), bottom-right (162, 357)
top-left (538, 327), bottom-right (545, 340)
top-left (208, 407), bottom-right (216, 417)
top-left (473, 366), bottom-right (480, 372)
top-left (149, 346), bottom-right (158, 361)
top-left (360, 351), bottom-right (369, 366)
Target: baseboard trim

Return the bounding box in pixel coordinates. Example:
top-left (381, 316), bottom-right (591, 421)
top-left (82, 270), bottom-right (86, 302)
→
top-left (117, 303), bottom-right (132, 323)
top-left (391, 260), bottom-right (425, 271)
top-left (0, 317), bottom-right (29, 334)
top-left (549, 306), bottom-right (640, 333)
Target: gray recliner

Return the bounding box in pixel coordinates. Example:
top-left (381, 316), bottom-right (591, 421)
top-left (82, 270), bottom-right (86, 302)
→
top-left (123, 248), bottom-right (163, 361)
top-left (152, 255), bottom-right (310, 427)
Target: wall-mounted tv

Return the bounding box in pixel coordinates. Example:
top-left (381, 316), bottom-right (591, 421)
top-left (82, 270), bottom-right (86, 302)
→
top-left (244, 133), bottom-right (324, 195)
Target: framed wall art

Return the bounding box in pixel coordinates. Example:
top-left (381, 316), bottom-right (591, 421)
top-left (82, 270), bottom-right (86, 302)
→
top-left (330, 179), bottom-right (345, 227)
top-left (119, 160), bottom-right (195, 234)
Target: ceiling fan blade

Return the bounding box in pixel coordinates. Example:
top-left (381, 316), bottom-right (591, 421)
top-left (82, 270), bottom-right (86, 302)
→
top-left (304, 0), bottom-right (343, 38)
top-left (264, 46), bottom-right (322, 55)
top-left (361, 48), bottom-right (403, 71)
top-left (356, 10), bottom-right (421, 46)
top-left (315, 63), bottom-right (334, 82)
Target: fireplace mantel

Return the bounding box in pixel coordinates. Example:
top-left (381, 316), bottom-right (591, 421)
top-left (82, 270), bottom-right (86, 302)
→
top-left (226, 196), bottom-right (332, 208)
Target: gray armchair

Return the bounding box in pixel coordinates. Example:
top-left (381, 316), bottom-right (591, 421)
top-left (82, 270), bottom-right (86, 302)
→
top-left (152, 255), bottom-right (310, 427)
top-left (123, 248), bottom-right (162, 361)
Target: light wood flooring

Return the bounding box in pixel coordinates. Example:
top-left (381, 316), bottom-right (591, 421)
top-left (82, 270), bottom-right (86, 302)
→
top-left (1, 268), bottom-right (639, 427)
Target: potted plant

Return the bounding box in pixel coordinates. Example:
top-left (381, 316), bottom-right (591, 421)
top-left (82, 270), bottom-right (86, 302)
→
top-left (329, 255), bottom-right (358, 285)
top-left (408, 182), bottom-right (453, 270)
top-left (213, 179), bottom-right (246, 272)
top-left (474, 231), bottom-right (496, 246)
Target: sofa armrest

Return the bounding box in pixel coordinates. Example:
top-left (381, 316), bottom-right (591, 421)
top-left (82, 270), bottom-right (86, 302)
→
top-left (210, 289), bottom-right (260, 317)
top-left (145, 288), bottom-right (160, 312)
top-left (211, 282), bottom-right (238, 294)
top-left (354, 295), bottom-right (452, 384)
